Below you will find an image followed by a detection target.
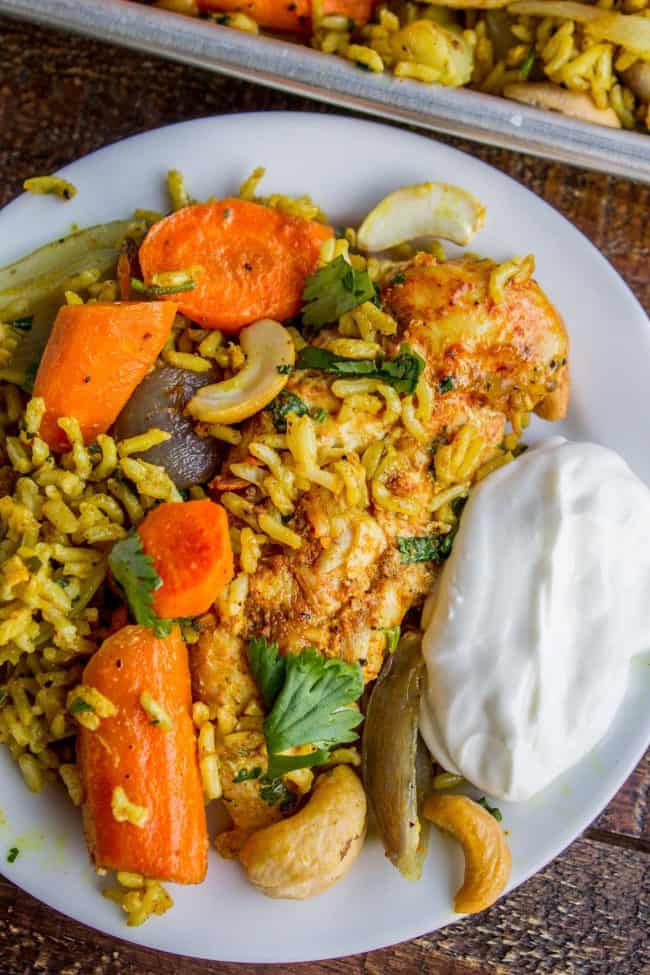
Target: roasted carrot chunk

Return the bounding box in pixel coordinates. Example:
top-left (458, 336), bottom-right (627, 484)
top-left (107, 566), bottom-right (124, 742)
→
top-left (137, 499), bottom-right (234, 618)
top-left (33, 301), bottom-right (177, 451)
top-left (199, 0), bottom-right (374, 32)
top-left (137, 199), bottom-right (332, 332)
top-left (78, 625), bottom-right (208, 884)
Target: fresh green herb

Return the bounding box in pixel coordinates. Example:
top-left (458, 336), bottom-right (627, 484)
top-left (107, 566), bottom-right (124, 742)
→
top-left (87, 443), bottom-right (102, 457)
top-left (311, 407), bottom-right (328, 423)
top-left (438, 376), bottom-right (454, 394)
top-left (6, 847), bottom-right (19, 864)
top-left (356, 61), bottom-right (372, 72)
top-left (301, 255), bottom-right (376, 329)
top-left (347, 16), bottom-right (356, 29)
top-left (247, 637), bottom-right (287, 711)
top-left (520, 47), bottom-right (535, 79)
top-left (108, 532), bottom-right (172, 637)
top-left (397, 532), bottom-right (455, 564)
top-left (248, 638), bottom-right (364, 780)
top-left (259, 776), bottom-right (296, 811)
top-left (55, 577), bottom-right (70, 589)
top-left (381, 626), bottom-right (401, 654)
top-left (266, 391), bottom-right (310, 433)
top-left (11, 316), bottom-right (33, 332)
top-left (263, 647), bottom-right (363, 780)
top-left (295, 343), bottom-right (424, 395)
top-left (390, 273), bottom-right (406, 286)
top-left (25, 556), bottom-right (42, 573)
top-left (277, 364), bottom-right (294, 376)
top-left (477, 796), bottom-right (503, 822)
top-left (69, 698), bottom-right (94, 715)
top-left (130, 277), bottom-right (195, 298)
top-left (233, 766), bottom-right (263, 783)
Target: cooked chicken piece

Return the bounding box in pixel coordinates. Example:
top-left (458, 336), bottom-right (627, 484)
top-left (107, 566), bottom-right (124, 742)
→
top-left (193, 252), bottom-right (569, 835)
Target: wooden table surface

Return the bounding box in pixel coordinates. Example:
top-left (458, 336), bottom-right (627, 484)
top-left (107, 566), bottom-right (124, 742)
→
top-left (0, 14), bottom-right (649, 975)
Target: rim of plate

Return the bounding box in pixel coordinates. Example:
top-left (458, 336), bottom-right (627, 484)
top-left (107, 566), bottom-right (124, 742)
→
top-left (0, 112), bottom-right (648, 964)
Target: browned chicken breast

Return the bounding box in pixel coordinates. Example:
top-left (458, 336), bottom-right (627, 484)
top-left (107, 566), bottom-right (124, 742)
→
top-left (192, 252), bottom-right (569, 839)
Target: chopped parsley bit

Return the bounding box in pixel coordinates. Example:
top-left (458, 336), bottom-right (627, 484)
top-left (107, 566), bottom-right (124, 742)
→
top-left (301, 255), bottom-right (376, 329)
top-left (348, 16), bottom-right (356, 29)
top-left (390, 273), bottom-right (406, 286)
top-left (130, 277), bottom-right (195, 297)
top-left (247, 638), bottom-right (364, 780)
top-left (277, 364), bottom-right (294, 376)
top-left (438, 375), bottom-right (455, 394)
top-left (69, 697), bottom-right (94, 714)
top-left (397, 532), bottom-right (455, 564)
top-left (295, 343), bottom-right (424, 395)
top-left (6, 847), bottom-right (19, 864)
top-left (108, 532), bottom-right (173, 638)
top-left (266, 391), bottom-right (310, 433)
top-left (477, 796), bottom-right (503, 822)
top-left (356, 61), bottom-right (372, 71)
top-left (233, 766), bottom-right (263, 783)
top-left (520, 47), bottom-right (535, 79)
top-left (11, 316), bottom-right (33, 332)
top-left (381, 626), bottom-right (401, 654)
top-left (87, 443), bottom-right (102, 456)
top-left (311, 407), bottom-right (328, 423)
top-left (259, 776), bottom-right (296, 811)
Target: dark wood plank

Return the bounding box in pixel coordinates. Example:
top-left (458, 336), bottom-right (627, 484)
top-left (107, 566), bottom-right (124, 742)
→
top-left (2, 835), bottom-right (648, 974)
top-left (0, 14), bottom-right (649, 974)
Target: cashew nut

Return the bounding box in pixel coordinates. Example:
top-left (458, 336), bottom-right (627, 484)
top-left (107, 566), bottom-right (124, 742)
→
top-left (239, 765), bottom-right (367, 899)
top-left (423, 794), bottom-right (512, 914)
top-left (357, 182), bottom-right (486, 254)
top-left (503, 83), bottom-right (621, 129)
top-left (186, 318), bottom-right (295, 424)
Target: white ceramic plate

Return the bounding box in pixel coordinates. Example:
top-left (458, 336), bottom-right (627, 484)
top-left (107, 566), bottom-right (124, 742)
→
top-left (0, 113), bottom-right (648, 963)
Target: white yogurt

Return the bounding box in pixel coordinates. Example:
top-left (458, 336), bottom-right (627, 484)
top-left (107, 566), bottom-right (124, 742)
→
top-left (419, 438), bottom-right (650, 801)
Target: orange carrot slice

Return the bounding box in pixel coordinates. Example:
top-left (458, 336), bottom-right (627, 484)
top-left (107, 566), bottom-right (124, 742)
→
top-left (138, 198), bottom-right (332, 332)
top-left (33, 301), bottom-right (177, 451)
top-left (78, 625), bottom-right (208, 884)
top-left (199, 0), bottom-right (374, 32)
top-left (137, 499), bottom-right (234, 618)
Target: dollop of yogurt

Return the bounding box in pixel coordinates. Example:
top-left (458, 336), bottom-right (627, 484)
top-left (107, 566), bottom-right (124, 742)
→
top-left (419, 438), bottom-right (650, 801)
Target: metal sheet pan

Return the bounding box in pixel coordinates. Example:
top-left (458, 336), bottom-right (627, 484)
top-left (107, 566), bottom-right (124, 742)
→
top-left (2, 0), bottom-right (649, 183)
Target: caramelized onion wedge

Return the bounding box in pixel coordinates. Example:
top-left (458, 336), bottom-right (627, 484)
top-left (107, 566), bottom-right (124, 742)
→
top-left (504, 83), bottom-right (621, 128)
top-left (362, 631), bottom-right (433, 880)
top-left (423, 794), bottom-right (512, 913)
top-left (357, 183), bottom-right (486, 253)
top-left (187, 318), bottom-right (295, 424)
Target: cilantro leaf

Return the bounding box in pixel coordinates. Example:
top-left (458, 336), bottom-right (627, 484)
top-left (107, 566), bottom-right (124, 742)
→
top-left (259, 776), bottom-right (297, 810)
top-left (247, 637), bottom-right (286, 711)
top-left (302, 255), bottom-right (376, 328)
top-left (11, 316), bottom-right (33, 332)
top-left (233, 766), bottom-right (262, 783)
top-left (6, 847), bottom-right (19, 864)
top-left (108, 532), bottom-right (172, 637)
top-left (397, 533), bottom-right (455, 564)
top-left (295, 343), bottom-right (424, 395)
top-left (438, 375), bottom-right (454, 394)
top-left (477, 796), bottom-right (503, 822)
top-left (263, 647), bottom-right (363, 779)
top-left (266, 391), bottom-right (310, 433)
top-left (69, 698), bottom-right (94, 715)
